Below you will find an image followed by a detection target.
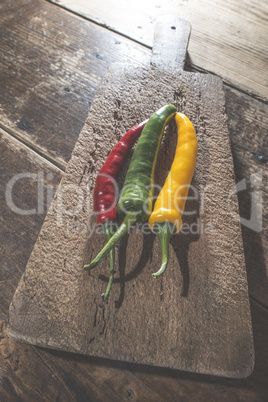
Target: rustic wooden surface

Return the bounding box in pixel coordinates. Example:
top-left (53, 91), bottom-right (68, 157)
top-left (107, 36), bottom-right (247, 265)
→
top-left (50, 0), bottom-right (268, 101)
top-left (0, 0), bottom-right (267, 400)
top-left (0, 0), bottom-right (149, 169)
top-left (6, 15), bottom-right (254, 378)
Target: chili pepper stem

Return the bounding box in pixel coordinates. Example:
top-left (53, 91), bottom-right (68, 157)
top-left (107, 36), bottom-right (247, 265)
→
top-left (100, 222), bottom-right (116, 301)
top-left (83, 215), bottom-right (137, 271)
top-left (152, 222), bottom-right (176, 278)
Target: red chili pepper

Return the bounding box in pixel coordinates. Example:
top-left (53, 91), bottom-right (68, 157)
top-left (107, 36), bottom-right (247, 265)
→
top-left (94, 119), bottom-right (147, 223)
top-left (93, 119), bottom-right (147, 301)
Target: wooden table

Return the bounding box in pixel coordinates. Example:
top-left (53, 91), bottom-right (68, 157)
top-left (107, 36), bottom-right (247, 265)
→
top-left (0, 0), bottom-right (267, 400)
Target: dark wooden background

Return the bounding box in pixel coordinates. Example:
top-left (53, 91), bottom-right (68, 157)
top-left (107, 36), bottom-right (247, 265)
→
top-left (0, 0), bottom-right (267, 400)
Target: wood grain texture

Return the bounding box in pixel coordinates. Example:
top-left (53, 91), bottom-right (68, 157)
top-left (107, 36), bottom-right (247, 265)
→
top-left (150, 16), bottom-right (191, 72)
top-left (0, 0), bottom-right (266, 399)
top-left (0, 135), bottom-right (267, 400)
top-left (7, 18), bottom-right (254, 378)
top-left (1, 301), bottom-right (268, 401)
top-left (0, 128), bottom-right (63, 286)
top-left (0, 0), bottom-right (267, 308)
top-left (49, 0), bottom-right (268, 100)
top-left (0, 0), bottom-right (150, 168)
top-left (224, 87), bottom-right (268, 309)
top-left (0, 130), bottom-right (68, 400)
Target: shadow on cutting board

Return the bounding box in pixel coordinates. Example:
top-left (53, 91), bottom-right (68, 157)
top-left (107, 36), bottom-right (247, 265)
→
top-left (98, 185), bottom-right (201, 308)
top-left (171, 185), bottom-right (200, 298)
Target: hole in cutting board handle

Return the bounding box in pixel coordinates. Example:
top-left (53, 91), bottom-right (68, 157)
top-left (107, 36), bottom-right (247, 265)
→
top-left (171, 26), bottom-right (176, 29)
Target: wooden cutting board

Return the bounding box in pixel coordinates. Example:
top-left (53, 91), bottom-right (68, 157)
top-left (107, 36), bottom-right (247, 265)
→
top-left (7, 16), bottom-right (254, 378)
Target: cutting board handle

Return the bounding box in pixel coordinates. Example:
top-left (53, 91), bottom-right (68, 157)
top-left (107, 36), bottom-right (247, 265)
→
top-left (151, 16), bottom-right (191, 72)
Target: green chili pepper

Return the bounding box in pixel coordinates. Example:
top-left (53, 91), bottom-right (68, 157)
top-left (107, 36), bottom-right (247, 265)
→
top-left (84, 104), bottom-right (177, 272)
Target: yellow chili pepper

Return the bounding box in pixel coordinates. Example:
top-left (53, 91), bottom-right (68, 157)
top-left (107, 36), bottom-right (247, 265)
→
top-left (148, 112), bottom-right (198, 277)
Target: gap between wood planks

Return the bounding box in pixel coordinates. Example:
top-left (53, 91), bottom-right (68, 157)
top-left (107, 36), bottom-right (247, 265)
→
top-left (189, 65), bottom-right (268, 104)
top-left (0, 123), bottom-right (66, 173)
top-left (45, 0), bottom-right (153, 50)
top-left (45, 0), bottom-right (268, 102)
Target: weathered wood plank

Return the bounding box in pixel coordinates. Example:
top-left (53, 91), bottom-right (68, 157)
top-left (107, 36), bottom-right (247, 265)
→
top-left (0, 0), bottom-right (150, 167)
top-left (7, 18), bottom-right (254, 378)
top-left (0, 131), bottom-right (72, 401)
top-left (131, 300), bottom-right (268, 401)
top-left (0, 128), bottom-right (63, 280)
top-left (2, 299), bottom-right (268, 402)
top-left (0, 108), bottom-right (266, 402)
top-left (224, 87), bottom-right (268, 309)
top-left (2, 292), bottom-right (268, 400)
top-left (0, 1), bottom-right (267, 399)
top-left (0, 132), bottom-right (163, 401)
top-left (31, 300), bottom-right (268, 401)
top-left (0, 0), bottom-right (268, 401)
top-left (0, 0), bottom-right (266, 319)
top-left (49, 0), bottom-right (268, 100)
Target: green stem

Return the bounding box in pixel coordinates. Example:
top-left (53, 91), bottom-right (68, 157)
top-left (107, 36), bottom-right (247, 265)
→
top-left (152, 222), bottom-right (176, 278)
top-left (101, 221), bottom-right (116, 301)
top-left (84, 215), bottom-right (137, 271)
